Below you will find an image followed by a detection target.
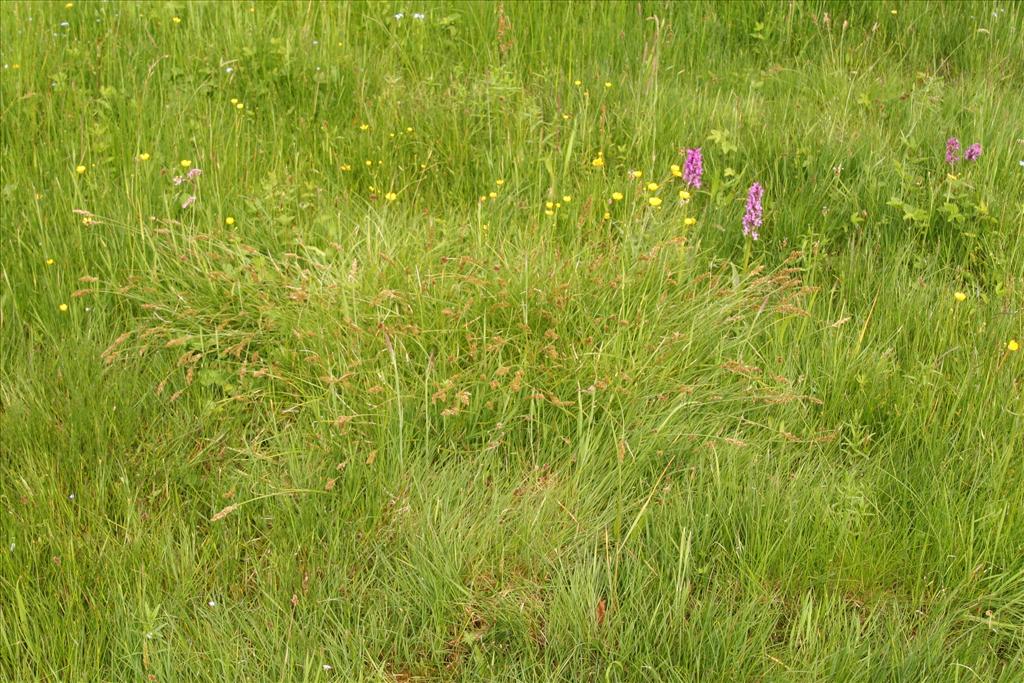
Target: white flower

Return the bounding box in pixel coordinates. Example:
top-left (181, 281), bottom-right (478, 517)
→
top-left (322, 664), bottom-right (333, 671)
top-left (413, 12), bottom-right (425, 20)
top-left (394, 12), bottom-right (404, 20)
top-left (225, 66), bottom-right (233, 73)
top-left (207, 600), bottom-right (217, 607)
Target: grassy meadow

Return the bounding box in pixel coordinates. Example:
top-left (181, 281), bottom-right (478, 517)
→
top-left (1, 1), bottom-right (1023, 680)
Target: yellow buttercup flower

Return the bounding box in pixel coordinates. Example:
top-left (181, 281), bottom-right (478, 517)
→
top-left (670, 164), bottom-right (682, 177)
top-left (683, 217), bottom-right (697, 226)
top-left (340, 164), bottom-right (351, 171)
top-left (953, 292), bottom-right (967, 302)
top-left (678, 190), bottom-right (691, 201)
top-left (46, 258), bottom-right (55, 265)
top-left (58, 303), bottom-right (69, 312)
top-left (611, 192), bottom-right (624, 202)
top-left (172, 16), bottom-right (181, 24)
top-left (1008, 339), bottom-right (1020, 352)
top-left (236, 102), bottom-right (244, 110)
top-left (75, 165), bottom-right (86, 174)
top-left (604, 81), bottom-right (612, 89)
top-left (545, 201), bottom-right (555, 209)
top-left (230, 98), bottom-right (239, 104)
top-left (225, 216), bottom-right (235, 226)
top-left (406, 127), bottom-right (413, 133)
top-left (137, 153), bottom-right (150, 161)
top-left (562, 195), bottom-right (572, 203)
top-left (562, 113), bottom-right (571, 120)
top-left (603, 212), bottom-right (611, 220)
top-left (591, 156), bottom-right (605, 168)
top-left (180, 159), bottom-right (192, 168)
top-left (646, 182), bottom-right (659, 191)
top-left (574, 79), bottom-right (582, 86)
top-left (488, 192), bottom-right (498, 199)
top-left (385, 191), bottom-right (398, 202)
top-left (648, 197), bottom-right (662, 207)
top-left (365, 160), bottom-right (373, 166)
top-left (495, 179), bottom-right (505, 186)
top-left (359, 123), bottom-right (369, 131)
top-left (724, 167), bottom-right (736, 177)
top-left (544, 209), bottom-right (555, 216)
top-left (629, 170), bottom-right (643, 179)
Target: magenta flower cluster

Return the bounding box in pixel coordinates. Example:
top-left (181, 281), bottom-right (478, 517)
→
top-left (742, 182), bottom-right (763, 240)
top-left (945, 138), bottom-right (961, 165)
top-left (683, 147), bottom-right (703, 188)
top-left (945, 137), bottom-right (982, 165)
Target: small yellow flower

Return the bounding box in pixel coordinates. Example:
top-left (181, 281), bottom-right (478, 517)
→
top-left (1008, 339), bottom-right (1020, 352)
top-left (58, 303), bottom-right (69, 312)
top-left (389, 132), bottom-right (396, 138)
top-left (180, 159), bottom-right (191, 168)
top-left (629, 170), bottom-right (643, 179)
top-left (359, 123), bottom-right (369, 131)
top-left (562, 113), bottom-right (571, 120)
top-left (406, 127), bottom-right (413, 133)
top-left (646, 182), bottom-right (659, 191)
top-left (648, 197), bottom-right (662, 207)
top-left (75, 165), bottom-right (86, 174)
top-left (562, 195), bottom-right (572, 203)
top-left (670, 164), bottom-right (682, 177)
top-left (946, 173), bottom-right (958, 182)
top-left (678, 190), bottom-right (691, 201)
top-left (724, 167), bottom-right (736, 177)
top-left (365, 160), bottom-right (373, 166)
top-left (137, 153), bottom-right (150, 161)
top-left (604, 81), bottom-right (612, 89)
top-left (611, 192), bottom-right (624, 202)
top-left (555, 202), bottom-right (561, 209)
top-left (591, 156), bottom-right (605, 168)
top-left (340, 164), bottom-right (351, 171)
top-left (496, 178), bottom-right (505, 186)
top-left (172, 16), bottom-right (182, 24)
top-left (544, 209), bottom-right (555, 216)
top-left (230, 98), bottom-right (238, 104)
top-left (683, 216), bottom-right (697, 226)
top-left (488, 192), bottom-right (498, 199)
top-left (603, 212), bottom-right (611, 220)
top-left (385, 191), bottom-right (398, 202)
top-left (953, 291), bottom-right (967, 302)
top-left (225, 216), bottom-right (235, 226)
top-left (479, 195), bottom-right (487, 203)
top-left (46, 258), bottom-right (55, 265)
top-left (890, 9), bottom-right (897, 15)
top-left (545, 201), bottom-right (555, 209)
top-left (236, 102), bottom-right (244, 110)
top-left (574, 79), bottom-right (582, 86)
top-left (65, 2), bottom-right (73, 7)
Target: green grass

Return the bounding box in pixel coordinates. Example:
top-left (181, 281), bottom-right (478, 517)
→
top-left (2, 1), bottom-right (1023, 680)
